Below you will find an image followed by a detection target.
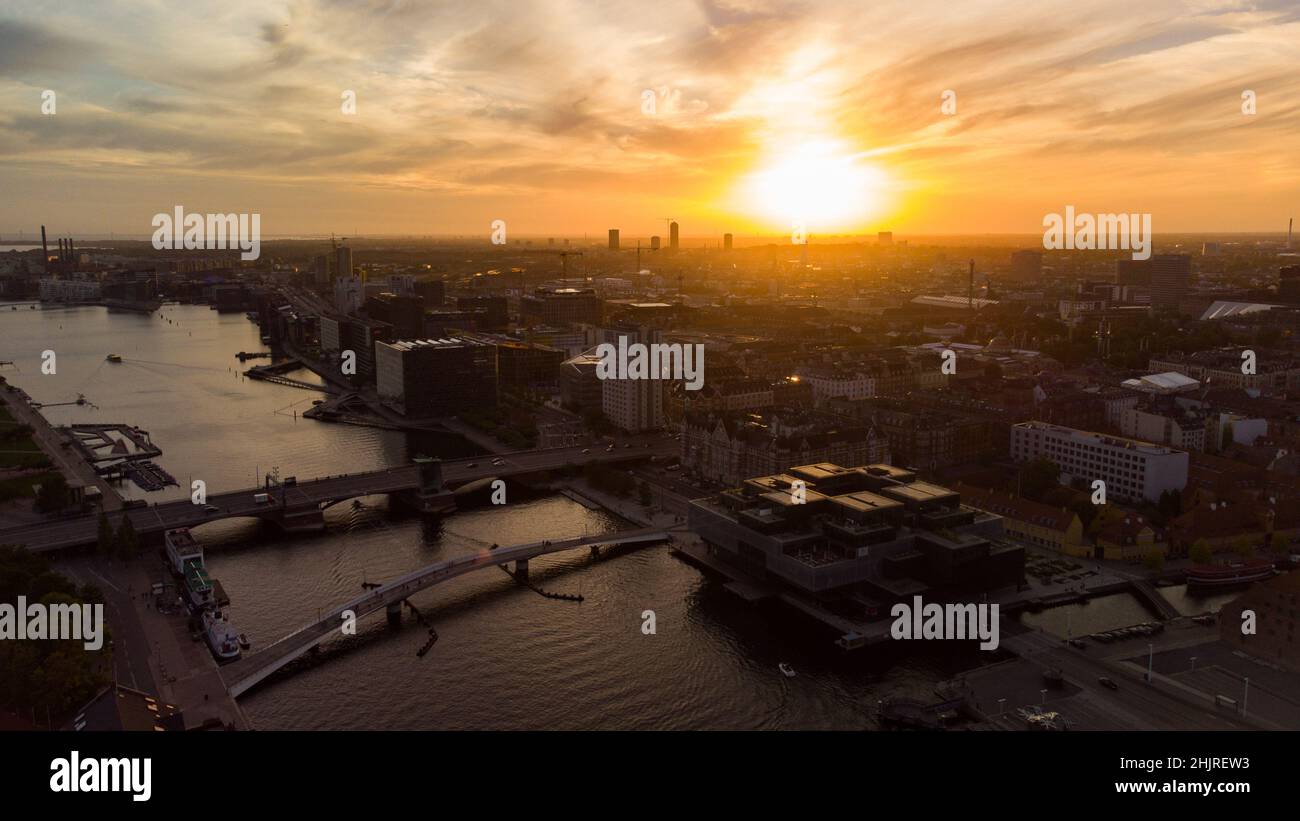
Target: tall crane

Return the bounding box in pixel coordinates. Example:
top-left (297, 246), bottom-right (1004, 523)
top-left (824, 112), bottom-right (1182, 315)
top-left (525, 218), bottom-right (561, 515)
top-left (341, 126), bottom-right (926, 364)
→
top-left (523, 249), bottom-right (584, 277)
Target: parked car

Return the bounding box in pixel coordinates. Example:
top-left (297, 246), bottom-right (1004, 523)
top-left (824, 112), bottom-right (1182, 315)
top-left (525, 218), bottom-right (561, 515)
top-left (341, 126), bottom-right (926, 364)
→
top-left (1098, 677), bottom-right (1118, 690)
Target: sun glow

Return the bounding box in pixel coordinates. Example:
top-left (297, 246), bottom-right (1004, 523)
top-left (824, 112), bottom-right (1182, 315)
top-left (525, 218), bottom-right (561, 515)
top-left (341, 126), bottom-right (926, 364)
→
top-left (741, 140), bottom-right (890, 233)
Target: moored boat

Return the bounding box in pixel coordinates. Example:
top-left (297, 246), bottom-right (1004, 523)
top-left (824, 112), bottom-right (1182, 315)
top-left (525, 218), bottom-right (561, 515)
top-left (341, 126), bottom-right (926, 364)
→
top-left (1186, 559), bottom-right (1274, 588)
top-left (203, 609), bottom-right (242, 661)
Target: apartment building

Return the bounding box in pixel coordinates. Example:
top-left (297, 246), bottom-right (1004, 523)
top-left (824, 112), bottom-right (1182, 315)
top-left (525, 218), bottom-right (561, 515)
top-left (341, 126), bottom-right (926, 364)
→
top-left (1009, 421), bottom-right (1188, 503)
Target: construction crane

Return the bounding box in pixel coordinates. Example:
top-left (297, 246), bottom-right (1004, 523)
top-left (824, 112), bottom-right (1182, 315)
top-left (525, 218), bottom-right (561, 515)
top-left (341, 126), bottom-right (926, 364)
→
top-left (524, 249), bottom-right (584, 277)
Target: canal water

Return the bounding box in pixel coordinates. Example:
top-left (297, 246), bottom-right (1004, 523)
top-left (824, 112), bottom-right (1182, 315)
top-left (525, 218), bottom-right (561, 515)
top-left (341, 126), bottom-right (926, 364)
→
top-left (0, 303), bottom-right (1184, 728)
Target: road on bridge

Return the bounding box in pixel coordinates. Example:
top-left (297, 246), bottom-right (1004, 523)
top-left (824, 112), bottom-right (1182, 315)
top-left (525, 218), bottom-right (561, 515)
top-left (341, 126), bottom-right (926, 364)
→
top-left (0, 437), bottom-right (677, 552)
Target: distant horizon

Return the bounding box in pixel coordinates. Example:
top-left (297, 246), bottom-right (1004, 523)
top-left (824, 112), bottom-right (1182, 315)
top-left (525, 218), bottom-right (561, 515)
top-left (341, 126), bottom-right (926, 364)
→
top-left (1, 229), bottom-right (1296, 246)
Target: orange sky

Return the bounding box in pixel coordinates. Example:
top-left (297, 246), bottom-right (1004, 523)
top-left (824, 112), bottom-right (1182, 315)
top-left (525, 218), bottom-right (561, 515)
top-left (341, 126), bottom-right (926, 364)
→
top-left (2, 0), bottom-right (1299, 238)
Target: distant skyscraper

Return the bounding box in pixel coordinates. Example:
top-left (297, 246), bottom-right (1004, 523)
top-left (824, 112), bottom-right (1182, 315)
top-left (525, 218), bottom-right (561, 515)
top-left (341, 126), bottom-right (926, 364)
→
top-left (1010, 249), bottom-right (1042, 281)
top-left (313, 254), bottom-right (329, 286)
top-left (650, 235), bottom-right (661, 251)
top-left (723, 233), bottom-right (733, 250)
top-left (333, 275), bottom-right (363, 315)
top-left (878, 231), bottom-right (893, 245)
top-left (1116, 258), bottom-right (1152, 286)
top-left (1150, 254), bottom-right (1191, 313)
top-left (335, 246), bottom-right (354, 281)
top-left (608, 229), bottom-right (619, 251)
top-left (669, 222), bottom-right (679, 250)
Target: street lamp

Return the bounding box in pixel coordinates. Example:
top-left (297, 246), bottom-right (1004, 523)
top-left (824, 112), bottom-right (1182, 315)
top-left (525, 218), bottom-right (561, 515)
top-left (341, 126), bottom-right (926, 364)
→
top-left (1146, 643), bottom-right (1154, 684)
top-left (1040, 688), bottom-right (1047, 705)
top-left (1190, 656), bottom-right (1197, 673)
top-left (997, 698), bottom-right (1006, 717)
top-left (1243, 676), bottom-right (1250, 717)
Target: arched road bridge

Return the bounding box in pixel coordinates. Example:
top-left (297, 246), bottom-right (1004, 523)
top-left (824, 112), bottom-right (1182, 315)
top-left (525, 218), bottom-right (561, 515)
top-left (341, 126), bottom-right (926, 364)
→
top-left (221, 526), bottom-right (672, 697)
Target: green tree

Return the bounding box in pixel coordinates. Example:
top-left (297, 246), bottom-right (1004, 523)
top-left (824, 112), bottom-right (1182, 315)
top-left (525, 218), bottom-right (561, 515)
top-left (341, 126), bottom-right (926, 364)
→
top-left (34, 473), bottom-right (71, 514)
top-left (1188, 539), bottom-right (1213, 564)
top-left (1020, 457), bottom-right (1060, 502)
top-left (1156, 489), bottom-right (1182, 521)
top-left (1269, 531), bottom-right (1290, 556)
top-left (115, 516), bottom-right (139, 560)
top-left (0, 548), bottom-right (107, 725)
top-left (1143, 547), bottom-right (1165, 571)
top-left (96, 512), bottom-right (115, 555)
top-left (1231, 535), bottom-right (1255, 558)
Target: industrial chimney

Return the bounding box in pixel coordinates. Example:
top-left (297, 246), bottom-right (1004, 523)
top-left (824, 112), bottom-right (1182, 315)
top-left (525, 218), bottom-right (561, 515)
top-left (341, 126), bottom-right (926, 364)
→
top-left (40, 225), bottom-right (48, 274)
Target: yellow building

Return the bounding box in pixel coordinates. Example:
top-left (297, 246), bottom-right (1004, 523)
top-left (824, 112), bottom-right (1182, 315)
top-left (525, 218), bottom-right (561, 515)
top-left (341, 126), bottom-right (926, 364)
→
top-left (1095, 513), bottom-right (1166, 562)
top-left (953, 483), bottom-right (1087, 557)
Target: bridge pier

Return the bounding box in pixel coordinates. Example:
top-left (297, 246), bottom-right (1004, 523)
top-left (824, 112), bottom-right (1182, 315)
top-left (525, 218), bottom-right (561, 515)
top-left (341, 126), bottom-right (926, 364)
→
top-left (386, 601), bottom-right (402, 626)
top-left (268, 505), bottom-right (326, 534)
top-left (393, 455), bottom-right (456, 515)
top-left (514, 559), bottom-right (529, 582)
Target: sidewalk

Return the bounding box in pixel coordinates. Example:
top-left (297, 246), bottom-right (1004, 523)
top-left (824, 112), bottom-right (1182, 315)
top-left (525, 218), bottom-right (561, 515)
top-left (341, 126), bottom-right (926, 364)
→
top-left (564, 479), bottom-right (686, 532)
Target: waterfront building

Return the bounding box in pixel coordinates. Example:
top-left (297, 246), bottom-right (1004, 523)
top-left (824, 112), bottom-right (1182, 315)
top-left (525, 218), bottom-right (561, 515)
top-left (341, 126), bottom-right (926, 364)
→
top-left (682, 409), bottom-right (890, 485)
top-left (375, 337), bottom-right (498, 417)
top-left (688, 462), bottom-right (1023, 598)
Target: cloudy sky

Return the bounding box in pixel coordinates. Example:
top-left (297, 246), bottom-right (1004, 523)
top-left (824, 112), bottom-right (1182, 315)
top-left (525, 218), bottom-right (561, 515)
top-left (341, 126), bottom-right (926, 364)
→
top-left (1, 0), bottom-right (1298, 239)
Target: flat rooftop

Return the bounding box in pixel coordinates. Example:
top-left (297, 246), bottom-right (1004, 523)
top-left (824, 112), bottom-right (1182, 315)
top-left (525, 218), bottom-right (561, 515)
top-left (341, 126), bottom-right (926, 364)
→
top-left (830, 491), bottom-right (904, 515)
top-left (759, 488), bottom-right (830, 508)
top-left (879, 481), bottom-right (959, 505)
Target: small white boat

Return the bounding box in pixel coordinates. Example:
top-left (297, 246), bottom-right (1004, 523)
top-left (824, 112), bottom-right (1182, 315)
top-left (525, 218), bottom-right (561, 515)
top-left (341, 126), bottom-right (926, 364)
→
top-left (202, 609), bottom-right (242, 661)
top-left (778, 662), bottom-right (796, 678)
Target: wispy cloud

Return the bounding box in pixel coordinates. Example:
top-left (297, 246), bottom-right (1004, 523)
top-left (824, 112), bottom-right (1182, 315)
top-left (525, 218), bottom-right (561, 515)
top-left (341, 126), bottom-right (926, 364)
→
top-left (0, 0), bottom-right (1297, 235)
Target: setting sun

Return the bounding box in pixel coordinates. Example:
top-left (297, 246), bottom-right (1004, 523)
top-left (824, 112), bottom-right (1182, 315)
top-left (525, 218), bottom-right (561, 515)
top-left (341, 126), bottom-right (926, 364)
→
top-left (741, 140), bottom-right (891, 233)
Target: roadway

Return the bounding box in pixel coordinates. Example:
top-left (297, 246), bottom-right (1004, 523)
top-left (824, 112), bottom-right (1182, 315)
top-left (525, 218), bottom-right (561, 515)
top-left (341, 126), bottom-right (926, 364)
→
top-left (0, 437), bottom-right (678, 552)
top-left (221, 525), bottom-right (671, 697)
top-left (987, 627), bottom-right (1260, 730)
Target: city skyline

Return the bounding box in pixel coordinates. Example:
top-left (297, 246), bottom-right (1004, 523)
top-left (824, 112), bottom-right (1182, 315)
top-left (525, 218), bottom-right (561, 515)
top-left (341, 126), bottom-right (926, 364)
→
top-left (2, 0), bottom-right (1300, 238)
